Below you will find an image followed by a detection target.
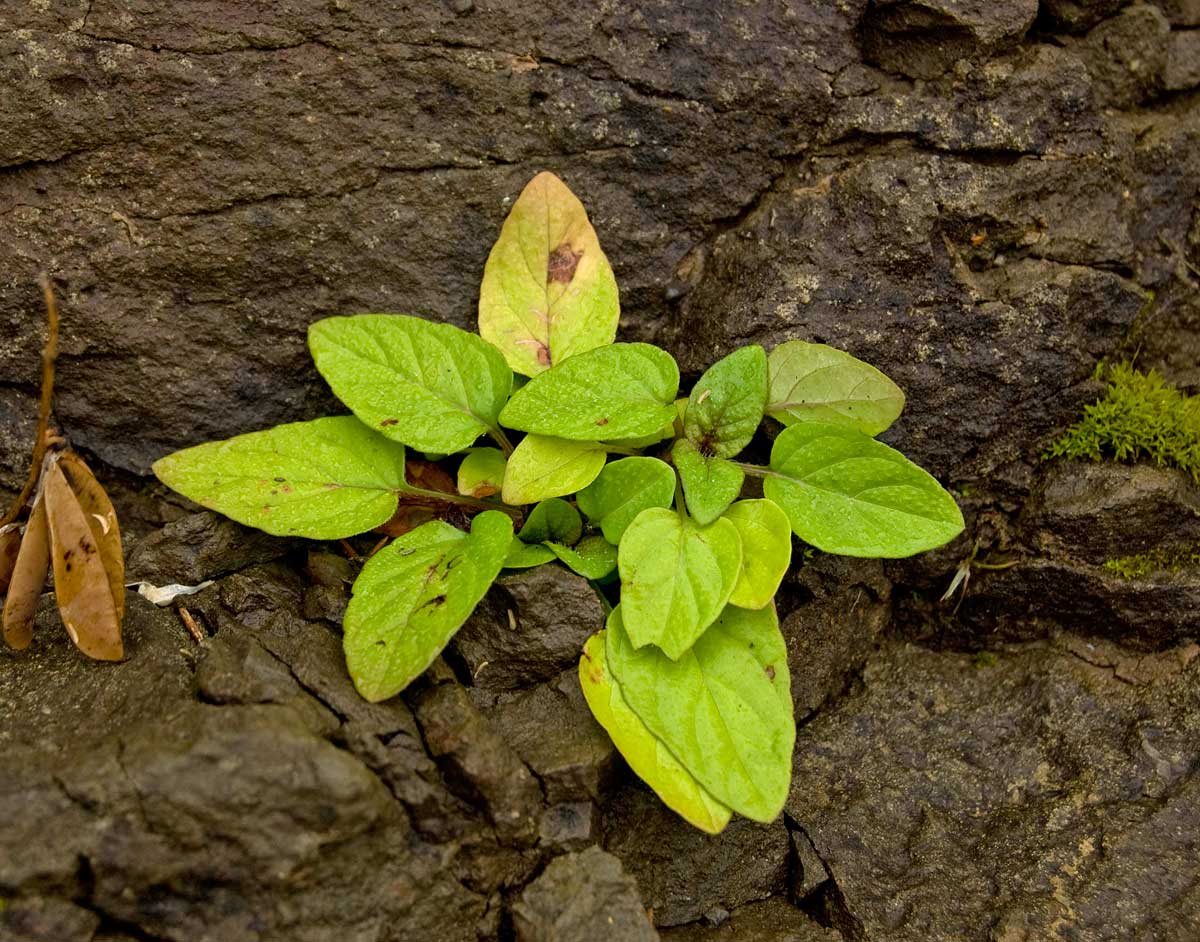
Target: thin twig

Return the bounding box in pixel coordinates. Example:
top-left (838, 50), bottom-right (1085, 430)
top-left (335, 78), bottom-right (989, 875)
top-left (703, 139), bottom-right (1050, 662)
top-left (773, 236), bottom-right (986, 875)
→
top-left (178, 606), bottom-right (205, 643)
top-left (0, 275), bottom-right (60, 529)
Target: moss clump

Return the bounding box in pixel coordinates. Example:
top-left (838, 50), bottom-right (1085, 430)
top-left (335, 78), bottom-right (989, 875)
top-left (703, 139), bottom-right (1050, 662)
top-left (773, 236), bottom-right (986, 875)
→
top-left (1046, 363), bottom-right (1200, 481)
top-left (1103, 543), bottom-right (1200, 579)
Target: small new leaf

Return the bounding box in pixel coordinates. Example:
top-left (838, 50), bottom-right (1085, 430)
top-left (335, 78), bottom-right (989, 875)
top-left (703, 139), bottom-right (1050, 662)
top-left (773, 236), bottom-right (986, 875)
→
top-left (763, 422), bottom-right (964, 557)
top-left (576, 457), bottom-right (675, 544)
top-left (501, 435), bottom-right (606, 505)
top-left (457, 448), bottom-right (507, 498)
top-left (505, 539), bottom-right (556, 569)
top-left (479, 171), bottom-right (620, 376)
top-left (767, 340), bottom-right (905, 436)
top-left (519, 498), bottom-right (583, 546)
top-left (547, 535), bottom-right (618, 579)
top-left (309, 314), bottom-right (512, 454)
top-left (722, 499), bottom-right (792, 609)
top-left (606, 603), bottom-right (794, 823)
top-left (673, 440), bottom-right (745, 526)
top-left (499, 343), bottom-right (679, 441)
top-left (617, 507), bottom-right (742, 659)
top-left (684, 345), bottom-right (768, 458)
top-left (153, 417), bottom-right (409, 540)
top-left (580, 631), bottom-right (731, 834)
top-left (344, 511), bottom-right (513, 701)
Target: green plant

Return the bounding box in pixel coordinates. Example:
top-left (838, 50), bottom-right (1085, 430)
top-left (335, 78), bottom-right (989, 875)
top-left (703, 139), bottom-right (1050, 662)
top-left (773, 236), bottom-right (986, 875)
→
top-left (1046, 362), bottom-right (1200, 481)
top-left (1103, 542), bottom-right (1200, 579)
top-left (153, 172), bottom-right (964, 833)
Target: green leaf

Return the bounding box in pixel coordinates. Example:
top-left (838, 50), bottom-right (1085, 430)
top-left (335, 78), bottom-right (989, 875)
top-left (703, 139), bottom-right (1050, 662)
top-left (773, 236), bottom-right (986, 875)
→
top-left (152, 417), bottom-right (407, 540)
top-left (519, 498), bottom-right (583, 545)
top-left (343, 511), bottom-right (513, 701)
top-left (548, 535), bottom-right (618, 579)
top-left (722, 500), bottom-right (792, 610)
top-left (576, 457), bottom-right (675, 544)
top-left (457, 448), bottom-right (507, 498)
top-left (505, 539), bottom-right (556, 569)
top-left (479, 171), bottom-right (620, 377)
top-left (605, 603), bottom-right (793, 823)
top-left (763, 422), bottom-right (964, 557)
top-left (501, 435), bottom-right (607, 505)
top-left (673, 440), bottom-right (745, 526)
top-left (579, 632), bottom-right (731, 834)
top-left (617, 507), bottom-right (742, 659)
top-left (308, 314), bottom-right (512, 454)
top-left (767, 340), bottom-right (905, 436)
top-left (684, 345), bottom-right (768, 458)
top-left (498, 343), bottom-right (679, 441)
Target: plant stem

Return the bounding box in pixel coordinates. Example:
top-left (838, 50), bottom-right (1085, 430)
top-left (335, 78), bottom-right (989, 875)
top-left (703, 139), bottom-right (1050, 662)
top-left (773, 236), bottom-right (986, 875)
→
top-left (0, 275), bottom-right (59, 529)
top-left (488, 425), bottom-right (515, 456)
top-left (399, 483), bottom-right (522, 519)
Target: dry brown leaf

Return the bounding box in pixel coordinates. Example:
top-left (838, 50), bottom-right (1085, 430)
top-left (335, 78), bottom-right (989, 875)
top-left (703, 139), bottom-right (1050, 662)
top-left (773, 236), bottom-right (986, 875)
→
top-left (58, 451), bottom-right (125, 624)
top-left (0, 526), bottom-right (20, 595)
top-left (44, 460), bottom-right (123, 661)
top-left (406, 458), bottom-right (457, 495)
top-left (2, 499), bottom-right (50, 650)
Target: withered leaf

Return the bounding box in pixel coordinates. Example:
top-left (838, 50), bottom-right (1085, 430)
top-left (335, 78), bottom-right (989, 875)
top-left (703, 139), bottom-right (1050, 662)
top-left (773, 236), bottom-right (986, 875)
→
top-left (58, 451), bottom-right (125, 625)
top-left (44, 460), bottom-right (123, 661)
top-left (0, 525), bottom-right (20, 596)
top-left (2, 498), bottom-right (50, 651)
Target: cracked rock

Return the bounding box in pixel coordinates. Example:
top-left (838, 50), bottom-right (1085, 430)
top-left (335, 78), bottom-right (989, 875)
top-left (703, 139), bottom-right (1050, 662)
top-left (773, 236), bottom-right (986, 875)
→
top-left (661, 897), bottom-right (842, 942)
top-left (127, 510), bottom-right (294, 585)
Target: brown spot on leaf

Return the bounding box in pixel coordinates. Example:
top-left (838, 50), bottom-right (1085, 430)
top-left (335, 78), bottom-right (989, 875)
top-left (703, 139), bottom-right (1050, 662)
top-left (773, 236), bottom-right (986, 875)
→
top-left (420, 594), bottom-right (447, 611)
top-left (547, 243), bottom-right (582, 284)
top-left (765, 664), bottom-right (776, 681)
top-left (596, 417), bottom-right (609, 426)
top-left (380, 418), bottom-right (399, 427)
top-left (536, 344), bottom-right (552, 367)
top-left (281, 484), bottom-right (293, 494)
top-left (470, 484), bottom-right (500, 498)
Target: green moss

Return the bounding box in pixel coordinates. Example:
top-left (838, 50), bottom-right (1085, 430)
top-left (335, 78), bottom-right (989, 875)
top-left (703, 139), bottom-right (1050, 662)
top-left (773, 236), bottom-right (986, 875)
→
top-left (971, 651), bottom-right (999, 669)
top-left (1103, 542), bottom-right (1200, 579)
top-left (1046, 363), bottom-right (1200, 481)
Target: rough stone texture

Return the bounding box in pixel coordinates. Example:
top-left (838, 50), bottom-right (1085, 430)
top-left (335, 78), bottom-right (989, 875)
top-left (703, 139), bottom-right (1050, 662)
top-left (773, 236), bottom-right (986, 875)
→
top-left (512, 846), bottom-right (659, 942)
top-left (788, 641), bottom-right (1200, 941)
top-left (127, 510), bottom-right (295, 584)
top-left (661, 898), bottom-right (842, 942)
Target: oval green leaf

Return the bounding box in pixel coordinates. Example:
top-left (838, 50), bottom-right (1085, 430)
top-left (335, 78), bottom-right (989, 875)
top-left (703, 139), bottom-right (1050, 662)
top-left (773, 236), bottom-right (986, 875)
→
top-left (576, 457), bottom-right (676, 544)
top-left (684, 345), bottom-right (767, 458)
top-left (617, 507), bottom-right (742, 659)
top-left (673, 440), bottom-right (745, 526)
top-left (519, 498), bottom-right (583, 546)
top-left (344, 511), bottom-right (513, 701)
top-left (152, 417), bottom-right (408, 540)
top-left (479, 171), bottom-right (620, 377)
top-left (605, 603), bottom-right (794, 823)
top-left (767, 340), bottom-right (905, 436)
top-left (309, 314), bottom-right (512, 454)
top-left (501, 435), bottom-right (607, 505)
top-left (579, 632), bottom-right (731, 834)
top-left (498, 343), bottom-right (679, 441)
top-left (548, 535), bottom-right (618, 580)
top-left (722, 499), bottom-right (792, 610)
top-left (505, 538), bottom-right (556, 569)
top-left (763, 422), bottom-right (964, 557)
top-left (457, 448), bottom-right (507, 498)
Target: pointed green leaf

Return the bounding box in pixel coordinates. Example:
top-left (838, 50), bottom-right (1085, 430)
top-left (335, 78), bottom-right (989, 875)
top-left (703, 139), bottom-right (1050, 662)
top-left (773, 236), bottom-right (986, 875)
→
top-left (723, 499), bottom-right (792, 610)
top-left (684, 345), bottom-right (767, 458)
top-left (479, 171), bottom-right (619, 377)
top-left (458, 448), bottom-right (507, 498)
top-left (674, 440), bottom-right (745, 526)
top-left (580, 632), bottom-right (731, 834)
top-left (498, 343), bottom-right (679, 441)
top-left (505, 538), bottom-right (556, 569)
top-left (153, 417), bottom-right (407, 540)
top-left (519, 498), bottom-right (583, 546)
top-left (605, 603), bottom-right (793, 823)
top-left (763, 422), bottom-right (964, 557)
top-left (344, 511), bottom-right (513, 701)
top-left (548, 535), bottom-right (618, 579)
top-left (501, 435), bottom-right (607, 505)
top-left (617, 507), bottom-right (742, 659)
top-left (308, 314), bottom-right (512, 453)
top-left (576, 457), bottom-right (676, 544)
top-left (767, 340), bottom-right (905, 436)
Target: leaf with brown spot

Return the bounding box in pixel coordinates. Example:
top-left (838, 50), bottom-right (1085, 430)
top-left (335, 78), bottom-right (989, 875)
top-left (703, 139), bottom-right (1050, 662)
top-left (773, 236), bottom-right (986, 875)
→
top-left (479, 171), bottom-right (619, 377)
top-left (2, 499), bottom-right (50, 651)
top-left (58, 451), bottom-right (125, 625)
top-left (44, 461), bottom-right (123, 661)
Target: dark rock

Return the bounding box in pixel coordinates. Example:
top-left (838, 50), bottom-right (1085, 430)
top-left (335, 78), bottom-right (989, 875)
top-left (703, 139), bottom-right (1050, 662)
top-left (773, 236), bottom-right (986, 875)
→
top-left (302, 582), bottom-right (348, 624)
top-left (512, 845), bottom-right (659, 942)
top-left (454, 566), bottom-right (605, 690)
top-left (1166, 29), bottom-right (1200, 91)
top-left (539, 801), bottom-right (600, 852)
top-left (781, 555), bottom-right (891, 720)
top-left (1074, 4), bottom-right (1170, 108)
top-left (661, 897), bottom-right (842, 942)
top-left (1041, 0), bottom-right (1130, 31)
top-left (787, 641), bottom-right (1200, 941)
top-left (861, 0), bottom-right (1039, 79)
top-left (1153, 0), bottom-right (1200, 25)
top-left (126, 510), bottom-right (294, 584)
top-left (484, 672), bottom-right (618, 803)
top-left (304, 549), bottom-right (355, 587)
top-left (0, 897), bottom-right (100, 942)
top-left (413, 681), bottom-right (542, 846)
top-left (604, 787), bottom-right (790, 928)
